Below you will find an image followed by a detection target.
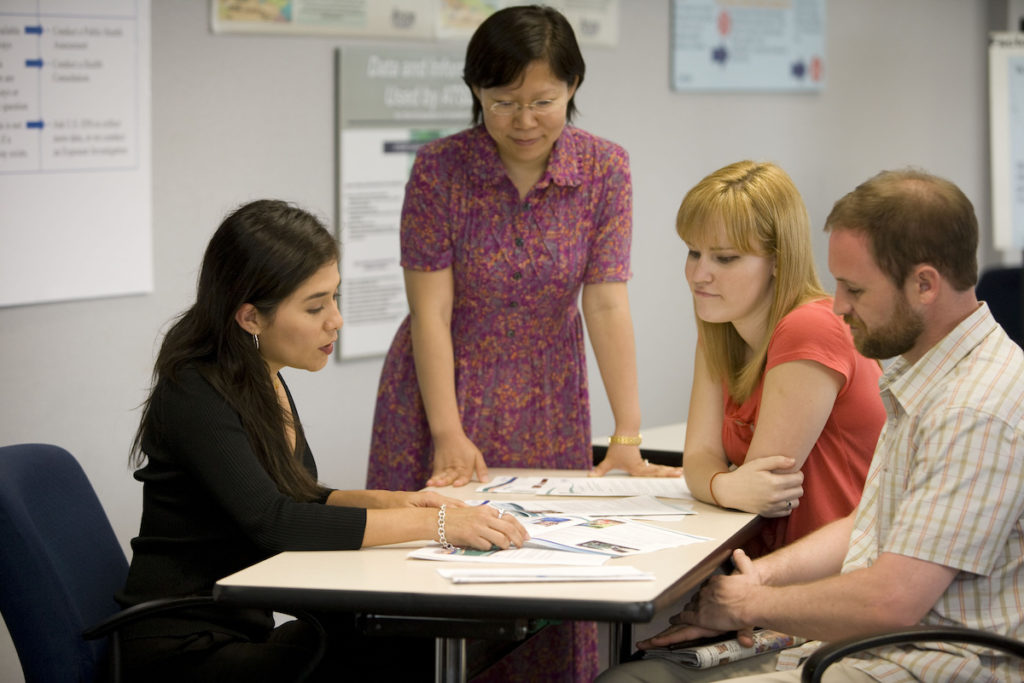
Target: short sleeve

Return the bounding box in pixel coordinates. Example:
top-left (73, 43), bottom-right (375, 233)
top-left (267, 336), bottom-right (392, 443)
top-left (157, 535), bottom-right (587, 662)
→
top-left (766, 300), bottom-right (857, 382)
top-left (583, 141), bottom-right (633, 284)
top-left (400, 143), bottom-right (455, 272)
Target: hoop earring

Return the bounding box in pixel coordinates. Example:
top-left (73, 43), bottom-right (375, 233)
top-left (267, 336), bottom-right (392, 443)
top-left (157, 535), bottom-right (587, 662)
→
top-left (253, 334), bottom-right (260, 350)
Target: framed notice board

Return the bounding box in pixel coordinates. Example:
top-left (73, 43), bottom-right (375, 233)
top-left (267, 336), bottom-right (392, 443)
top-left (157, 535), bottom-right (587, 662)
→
top-left (990, 32), bottom-right (1024, 250)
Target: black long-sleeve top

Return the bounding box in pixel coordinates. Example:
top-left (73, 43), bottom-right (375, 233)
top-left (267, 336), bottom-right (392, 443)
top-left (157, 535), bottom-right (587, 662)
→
top-left (117, 366), bottom-right (366, 635)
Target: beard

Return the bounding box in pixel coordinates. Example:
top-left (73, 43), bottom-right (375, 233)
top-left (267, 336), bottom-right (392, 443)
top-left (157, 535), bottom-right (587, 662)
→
top-left (846, 295), bottom-right (924, 360)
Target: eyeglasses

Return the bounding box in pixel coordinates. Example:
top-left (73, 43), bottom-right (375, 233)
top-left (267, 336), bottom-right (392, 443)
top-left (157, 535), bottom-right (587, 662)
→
top-left (487, 97), bottom-right (563, 117)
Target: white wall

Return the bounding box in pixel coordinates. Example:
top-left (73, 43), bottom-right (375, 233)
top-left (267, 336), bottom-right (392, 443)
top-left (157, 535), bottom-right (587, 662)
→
top-left (0, 1), bottom-right (1008, 679)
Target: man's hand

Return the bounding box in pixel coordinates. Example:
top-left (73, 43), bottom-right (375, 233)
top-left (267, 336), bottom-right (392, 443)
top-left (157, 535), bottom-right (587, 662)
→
top-left (640, 549), bottom-right (763, 650)
top-left (679, 550), bottom-right (762, 635)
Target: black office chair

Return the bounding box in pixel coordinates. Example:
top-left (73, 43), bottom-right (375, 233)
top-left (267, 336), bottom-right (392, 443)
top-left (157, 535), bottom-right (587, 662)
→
top-left (976, 265), bottom-right (1023, 347)
top-left (0, 443), bottom-right (326, 683)
top-left (800, 625), bottom-right (1024, 682)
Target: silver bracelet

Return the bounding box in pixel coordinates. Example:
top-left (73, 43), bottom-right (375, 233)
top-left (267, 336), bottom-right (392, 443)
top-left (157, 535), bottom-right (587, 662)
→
top-left (437, 504), bottom-right (454, 550)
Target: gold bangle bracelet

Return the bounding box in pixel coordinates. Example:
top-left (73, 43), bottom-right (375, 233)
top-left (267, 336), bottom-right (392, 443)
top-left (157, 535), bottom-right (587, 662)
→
top-left (608, 434), bottom-right (642, 447)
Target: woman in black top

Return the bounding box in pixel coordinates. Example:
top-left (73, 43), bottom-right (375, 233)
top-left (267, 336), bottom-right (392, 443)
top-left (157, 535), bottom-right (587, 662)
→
top-left (118, 200), bottom-right (526, 682)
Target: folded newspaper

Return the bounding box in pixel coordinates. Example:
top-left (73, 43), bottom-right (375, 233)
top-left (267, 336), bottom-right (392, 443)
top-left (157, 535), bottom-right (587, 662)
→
top-left (643, 629), bottom-right (805, 669)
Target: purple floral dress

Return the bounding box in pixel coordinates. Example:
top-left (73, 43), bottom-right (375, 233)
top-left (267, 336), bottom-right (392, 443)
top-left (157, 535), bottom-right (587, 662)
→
top-left (368, 124), bottom-right (632, 489)
top-left (367, 124), bottom-right (633, 683)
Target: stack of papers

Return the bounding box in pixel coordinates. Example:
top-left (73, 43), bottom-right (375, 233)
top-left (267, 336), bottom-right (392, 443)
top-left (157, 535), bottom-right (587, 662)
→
top-left (408, 495), bottom-right (710, 565)
top-left (410, 475), bottom-right (708, 583)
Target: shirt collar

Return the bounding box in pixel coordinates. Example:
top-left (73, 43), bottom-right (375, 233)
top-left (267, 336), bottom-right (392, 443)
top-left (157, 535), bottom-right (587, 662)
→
top-left (467, 125), bottom-right (582, 188)
top-left (880, 302), bottom-right (997, 414)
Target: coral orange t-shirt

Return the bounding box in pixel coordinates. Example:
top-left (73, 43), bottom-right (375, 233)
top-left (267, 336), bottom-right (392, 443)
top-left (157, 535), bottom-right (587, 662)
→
top-left (722, 298), bottom-right (885, 556)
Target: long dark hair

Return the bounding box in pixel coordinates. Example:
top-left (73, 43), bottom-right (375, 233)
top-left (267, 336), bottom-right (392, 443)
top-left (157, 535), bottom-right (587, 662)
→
top-left (464, 4), bottom-right (585, 125)
top-left (131, 200), bottom-right (339, 502)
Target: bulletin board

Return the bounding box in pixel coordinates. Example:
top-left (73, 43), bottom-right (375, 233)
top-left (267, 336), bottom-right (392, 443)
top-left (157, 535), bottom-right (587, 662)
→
top-left (671, 0), bottom-right (825, 92)
top-left (989, 32), bottom-right (1024, 250)
top-left (335, 45), bottom-right (466, 360)
top-left (0, 0), bottom-right (151, 308)
top-left (212, 0), bottom-right (619, 47)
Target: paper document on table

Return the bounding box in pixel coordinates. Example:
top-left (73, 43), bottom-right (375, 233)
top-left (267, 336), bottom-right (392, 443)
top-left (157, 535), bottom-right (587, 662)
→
top-left (469, 496), bottom-right (693, 518)
top-left (478, 476), bottom-right (693, 500)
top-left (408, 545), bottom-right (609, 565)
top-left (408, 513), bottom-right (709, 564)
top-left (437, 566), bottom-right (654, 584)
top-left (523, 516), bottom-right (710, 556)
top-left (477, 476), bottom-right (567, 495)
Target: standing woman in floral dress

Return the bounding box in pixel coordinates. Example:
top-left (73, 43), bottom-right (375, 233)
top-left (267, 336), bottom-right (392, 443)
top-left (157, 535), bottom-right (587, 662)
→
top-left (367, 5), bottom-right (677, 681)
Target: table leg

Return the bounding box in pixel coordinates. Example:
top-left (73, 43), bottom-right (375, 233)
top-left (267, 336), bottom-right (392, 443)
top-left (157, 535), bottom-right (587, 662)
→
top-left (608, 621), bottom-right (633, 666)
top-left (608, 621), bottom-right (622, 667)
top-left (435, 636), bottom-right (467, 683)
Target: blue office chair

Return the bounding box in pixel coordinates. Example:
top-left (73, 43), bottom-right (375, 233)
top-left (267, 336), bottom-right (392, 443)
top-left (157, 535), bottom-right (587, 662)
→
top-left (976, 265), bottom-right (1023, 347)
top-left (0, 443), bottom-right (325, 683)
top-left (800, 625), bottom-right (1024, 682)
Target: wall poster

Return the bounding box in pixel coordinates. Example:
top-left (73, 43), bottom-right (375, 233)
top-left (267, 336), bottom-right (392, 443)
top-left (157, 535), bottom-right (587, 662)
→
top-left (671, 0), bottom-right (825, 92)
top-left (0, 0), bottom-right (151, 308)
top-left (212, 0), bottom-right (619, 47)
top-left (990, 32), bottom-right (1024, 250)
top-left (336, 46), bottom-right (467, 360)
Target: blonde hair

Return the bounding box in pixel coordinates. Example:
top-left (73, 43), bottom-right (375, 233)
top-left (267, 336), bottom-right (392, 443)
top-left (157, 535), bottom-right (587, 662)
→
top-left (677, 161), bottom-right (825, 402)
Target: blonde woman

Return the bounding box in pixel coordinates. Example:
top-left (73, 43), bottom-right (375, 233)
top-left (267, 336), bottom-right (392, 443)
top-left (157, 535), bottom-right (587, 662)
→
top-left (679, 161), bottom-right (884, 555)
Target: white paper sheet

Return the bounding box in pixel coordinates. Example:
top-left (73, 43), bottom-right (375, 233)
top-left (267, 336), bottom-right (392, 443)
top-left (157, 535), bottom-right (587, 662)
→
top-left (469, 496), bottom-right (693, 518)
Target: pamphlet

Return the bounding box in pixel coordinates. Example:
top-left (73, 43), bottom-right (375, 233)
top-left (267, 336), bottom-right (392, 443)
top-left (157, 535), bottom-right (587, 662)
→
top-left (408, 507), bottom-right (710, 565)
top-left (519, 514), bottom-right (708, 556)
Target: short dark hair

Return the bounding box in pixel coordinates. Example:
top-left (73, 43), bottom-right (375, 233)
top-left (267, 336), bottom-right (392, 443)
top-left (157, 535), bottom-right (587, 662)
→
top-left (825, 168), bottom-right (978, 291)
top-left (463, 4), bottom-right (585, 125)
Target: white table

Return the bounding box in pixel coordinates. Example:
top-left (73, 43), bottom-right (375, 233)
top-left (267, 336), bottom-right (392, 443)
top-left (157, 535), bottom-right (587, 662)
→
top-left (214, 467), bottom-right (759, 682)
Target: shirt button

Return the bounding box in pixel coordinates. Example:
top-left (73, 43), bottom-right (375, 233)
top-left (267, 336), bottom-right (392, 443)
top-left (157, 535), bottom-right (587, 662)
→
top-left (512, 272), bottom-right (522, 280)
top-left (509, 301), bottom-right (519, 308)
top-left (507, 330), bottom-right (515, 338)
top-left (515, 238), bottom-right (524, 247)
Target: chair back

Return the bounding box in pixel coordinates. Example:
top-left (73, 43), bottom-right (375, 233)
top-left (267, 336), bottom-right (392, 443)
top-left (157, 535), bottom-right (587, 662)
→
top-left (0, 444), bottom-right (129, 683)
top-left (977, 266), bottom-right (1023, 347)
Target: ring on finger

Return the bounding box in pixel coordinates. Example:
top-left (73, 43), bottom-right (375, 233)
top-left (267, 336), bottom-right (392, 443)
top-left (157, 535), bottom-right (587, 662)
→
top-left (497, 509), bottom-right (505, 519)
top-left (785, 500), bottom-right (792, 510)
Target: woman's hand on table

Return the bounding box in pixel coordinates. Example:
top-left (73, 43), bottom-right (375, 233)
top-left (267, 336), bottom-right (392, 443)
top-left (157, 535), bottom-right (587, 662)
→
top-left (715, 456), bottom-right (803, 517)
top-left (444, 504), bottom-right (528, 550)
top-left (427, 433), bottom-right (489, 487)
top-left (590, 444), bottom-right (682, 478)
